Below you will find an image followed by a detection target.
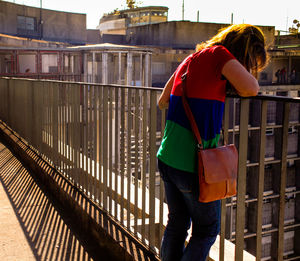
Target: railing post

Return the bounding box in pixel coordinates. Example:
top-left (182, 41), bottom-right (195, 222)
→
top-left (102, 52), bottom-right (108, 84)
top-left (276, 102), bottom-right (290, 261)
top-left (149, 90), bottom-right (157, 249)
top-left (220, 97), bottom-right (230, 261)
top-left (145, 53), bottom-right (151, 87)
top-left (255, 100), bottom-right (267, 260)
top-left (235, 98), bottom-right (249, 261)
top-left (127, 52), bottom-right (133, 86)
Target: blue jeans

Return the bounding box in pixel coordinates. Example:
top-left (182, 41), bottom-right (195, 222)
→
top-left (158, 159), bottom-right (220, 261)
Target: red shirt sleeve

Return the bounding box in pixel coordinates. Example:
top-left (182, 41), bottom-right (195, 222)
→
top-left (171, 46), bottom-right (236, 102)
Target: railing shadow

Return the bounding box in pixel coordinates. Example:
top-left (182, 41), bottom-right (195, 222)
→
top-left (0, 125), bottom-right (158, 261)
top-left (0, 142), bottom-right (94, 261)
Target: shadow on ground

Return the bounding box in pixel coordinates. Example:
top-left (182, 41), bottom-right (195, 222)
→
top-left (0, 142), bottom-right (94, 261)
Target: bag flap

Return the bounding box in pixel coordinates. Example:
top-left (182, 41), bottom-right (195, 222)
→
top-left (199, 144), bottom-right (238, 184)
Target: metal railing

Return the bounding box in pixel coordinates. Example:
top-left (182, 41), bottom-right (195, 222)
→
top-left (0, 77), bottom-right (299, 260)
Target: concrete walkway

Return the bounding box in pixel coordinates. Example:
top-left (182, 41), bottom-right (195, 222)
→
top-left (0, 142), bottom-right (93, 261)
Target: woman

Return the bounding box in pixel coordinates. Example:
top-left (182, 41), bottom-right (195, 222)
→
top-left (157, 24), bottom-right (268, 261)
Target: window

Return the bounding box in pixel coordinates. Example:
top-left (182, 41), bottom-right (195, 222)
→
top-left (41, 54), bottom-right (58, 73)
top-left (152, 62), bottom-right (166, 75)
top-left (17, 16), bottom-right (36, 31)
top-left (19, 53), bottom-right (36, 73)
top-left (0, 54), bottom-right (13, 74)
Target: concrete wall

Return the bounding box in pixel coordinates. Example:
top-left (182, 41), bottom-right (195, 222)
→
top-left (86, 29), bottom-right (101, 44)
top-left (0, 1), bottom-right (87, 44)
top-left (126, 21), bottom-right (275, 49)
top-left (276, 34), bottom-right (300, 46)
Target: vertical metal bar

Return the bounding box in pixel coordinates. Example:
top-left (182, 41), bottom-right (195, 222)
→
top-left (65, 83), bottom-right (69, 174)
top-left (108, 87), bottom-right (113, 214)
top-left (149, 90), bottom-right (157, 248)
top-left (277, 102), bottom-right (290, 261)
top-left (63, 83), bottom-right (67, 174)
top-left (114, 87), bottom-right (120, 219)
top-left (134, 88), bottom-right (140, 234)
top-left (61, 83), bottom-right (65, 172)
top-left (87, 83), bottom-right (91, 196)
top-left (75, 84), bottom-right (81, 187)
top-left (84, 85), bottom-right (90, 195)
top-left (120, 87), bottom-right (125, 225)
top-left (69, 83), bottom-right (73, 180)
top-left (139, 54), bottom-right (143, 86)
top-left (220, 97), bottom-right (231, 261)
top-left (93, 85), bottom-right (98, 201)
top-left (50, 82), bottom-right (54, 163)
top-left (65, 83), bottom-right (68, 172)
top-left (235, 98), bottom-right (249, 261)
top-left (58, 82), bottom-right (62, 171)
top-left (102, 52), bottom-right (108, 84)
top-left (53, 82), bottom-right (59, 168)
top-left (57, 83), bottom-right (61, 171)
top-left (98, 85), bottom-right (103, 206)
top-left (80, 84), bottom-right (85, 189)
top-left (103, 86), bottom-right (108, 210)
top-left (127, 88), bottom-right (132, 230)
top-left (118, 53), bottom-right (122, 84)
top-left (46, 81), bottom-right (51, 160)
top-left (24, 81), bottom-right (31, 143)
top-left (92, 52), bottom-right (95, 83)
top-left (66, 83), bottom-right (70, 177)
top-left (141, 89), bottom-right (148, 243)
top-left (159, 97), bottom-right (166, 249)
top-left (30, 81), bottom-right (36, 149)
top-left (37, 81), bottom-right (43, 154)
top-left (127, 52), bottom-right (133, 86)
top-left (255, 100), bottom-right (267, 260)
top-left (41, 81), bottom-right (46, 157)
top-left (96, 85), bottom-right (101, 203)
top-left (70, 83), bottom-right (76, 183)
top-left (145, 53), bottom-right (150, 87)
top-left (0, 79), bottom-right (3, 120)
top-left (84, 84), bottom-right (88, 193)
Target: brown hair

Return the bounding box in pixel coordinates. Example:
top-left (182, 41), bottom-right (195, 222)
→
top-left (196, 24), bottom-right (268, 73)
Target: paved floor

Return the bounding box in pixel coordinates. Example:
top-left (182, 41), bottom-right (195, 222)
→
top-left (0, 142), bottom-right (93, 261)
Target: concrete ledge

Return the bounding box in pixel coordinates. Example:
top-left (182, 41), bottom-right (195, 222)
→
top-left (0, 121), bottom-right (159, 261)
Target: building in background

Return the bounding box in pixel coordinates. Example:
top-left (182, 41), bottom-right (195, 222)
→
top-left (97, 6), bottom-right (168, 36)
top-left (0, 44), bottom-right (152, 86)
top-left (0, 1), bottom-right (87, 44)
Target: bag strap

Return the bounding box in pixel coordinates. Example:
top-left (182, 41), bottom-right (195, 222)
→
top-left (181, 58), bottom-right (203, 149)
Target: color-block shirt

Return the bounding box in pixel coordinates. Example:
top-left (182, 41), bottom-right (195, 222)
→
top-left (157, 45), bottom-right (236, 173)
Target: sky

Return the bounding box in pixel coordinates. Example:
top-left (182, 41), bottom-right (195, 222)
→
top-left (4, 0), bottom-right (300, 32)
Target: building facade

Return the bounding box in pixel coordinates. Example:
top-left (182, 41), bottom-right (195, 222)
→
top-left (0, 1), bottom-right (87, 44)
top-left (97, 6), bottom-right (168, 36)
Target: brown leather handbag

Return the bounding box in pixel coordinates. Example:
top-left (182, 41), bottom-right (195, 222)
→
top-left (181, 60), bottom-right (238, 203)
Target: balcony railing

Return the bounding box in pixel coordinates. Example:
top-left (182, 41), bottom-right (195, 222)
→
top-left (0, 77), bottom-right (299, 260)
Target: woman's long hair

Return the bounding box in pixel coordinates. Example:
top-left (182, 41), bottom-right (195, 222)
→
top-left (196, 24), bottom-right (268, 73)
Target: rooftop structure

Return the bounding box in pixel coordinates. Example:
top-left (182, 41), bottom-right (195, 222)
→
top-left (98, 6), bottom-right (168, 36)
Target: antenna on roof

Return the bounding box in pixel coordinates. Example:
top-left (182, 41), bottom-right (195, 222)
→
top-left (182, 0), bottom-right (185, 21)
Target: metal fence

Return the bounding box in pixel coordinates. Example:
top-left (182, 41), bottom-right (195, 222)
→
top-left (0, 77), bottom-right (299, 260)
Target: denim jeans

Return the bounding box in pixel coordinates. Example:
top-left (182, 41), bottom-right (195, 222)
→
top-left (158, 159), bottom-right (220, 261)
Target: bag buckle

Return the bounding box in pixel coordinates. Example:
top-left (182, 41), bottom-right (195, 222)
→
top-left (181, 72), bottom-right (187, 81)
top-left (197, 143), bottom-right (203, 151)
